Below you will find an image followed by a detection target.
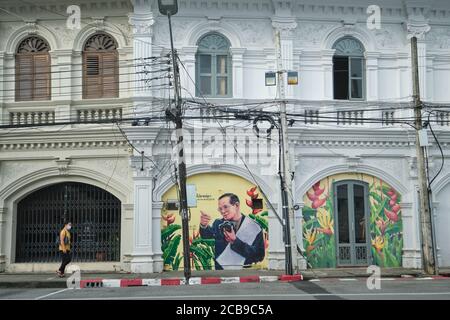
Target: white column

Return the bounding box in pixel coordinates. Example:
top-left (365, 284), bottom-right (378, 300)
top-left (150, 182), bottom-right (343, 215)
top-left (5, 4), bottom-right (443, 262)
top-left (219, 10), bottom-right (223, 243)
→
top-left (0, 207), bottom-right (6, 272)
top-left (365, 52), bottom-right (380, 102)
top-left (272, 18), bottom-right (297, 99)
top-left (406, 20), bottom-right (430, 100)
top-left (264, 48), bottom-right (277, 99)
top-left (321, 50), bottom-right (335, 100)
top-left (230, 48), bottom-right (245, 99)
top-left (180, 46), bottom-right (197, 98)
top-left (417, 39), bottom-right (427, 99)
top-left (152, 201), bottom-right (164, 273)
top-left (51, 50), bottom-right (72, 122)
top-left (401, 201), bottom-right (422, 268)
top-left (267, 198), bottom-right (284, 270)
top-left (0, 53), bottom-right (5, 111)
top-left (397, 53), bottom-right (410, 102)
top-left (51, 50), bottom-right (72, 101)
top-left (130, 157), bottom-right (155, 273)
top-left (129, 12), bottom-right (154, 100)
top-left (426, 55), bottom-right (434, 101)
top-left (2, 53), bottom-right (14, 103)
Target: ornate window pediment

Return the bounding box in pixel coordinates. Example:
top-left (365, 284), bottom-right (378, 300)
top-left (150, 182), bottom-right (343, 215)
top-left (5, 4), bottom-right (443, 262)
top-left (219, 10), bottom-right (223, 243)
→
top-left (196, 33), bottom-right (232, 98)
top-left (197, 33), bottom-right (230, 52)
top-left (17, 36), bottom-right (50, 54)
top-left (333, 37), bottom-right (365, 56)
top-left (83, 33), bottom-right (119, 99)
top-left (15, 36), bottom-right (51, 101)
top-left (84, 33), bottom-right (118, 52)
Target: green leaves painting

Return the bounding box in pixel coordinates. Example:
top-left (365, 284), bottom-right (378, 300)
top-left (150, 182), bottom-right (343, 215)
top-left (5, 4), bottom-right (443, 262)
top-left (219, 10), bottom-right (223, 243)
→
top-left (302, 175), bottom-right (403, 269)
top-left (369, 182), bottom-right (403, 267)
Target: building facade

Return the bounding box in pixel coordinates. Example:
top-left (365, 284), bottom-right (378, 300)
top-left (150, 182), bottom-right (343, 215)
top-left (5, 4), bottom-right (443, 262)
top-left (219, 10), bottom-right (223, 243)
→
top-left (0, 0), bottom-right (450, 273)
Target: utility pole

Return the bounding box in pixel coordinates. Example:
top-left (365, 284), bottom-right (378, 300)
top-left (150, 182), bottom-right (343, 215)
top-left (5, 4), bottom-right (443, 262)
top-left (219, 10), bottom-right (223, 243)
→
top-left (158, 0), bottom-right (191, 281)
top-left (275, 30), bottom-right (299, 275)
top-left (411, 36), bottom-right (437, 275)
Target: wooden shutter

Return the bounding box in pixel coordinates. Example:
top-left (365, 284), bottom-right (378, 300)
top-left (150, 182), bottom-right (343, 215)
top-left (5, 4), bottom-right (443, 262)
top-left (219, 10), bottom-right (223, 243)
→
top-left (101, 52), bottom-right (118, 98)
top-left (33, 54), bottom-right (51, 100)
top-left (15, 55), bottom-right (33, 101)
top-left (83, 53), bottom-right (102, 99)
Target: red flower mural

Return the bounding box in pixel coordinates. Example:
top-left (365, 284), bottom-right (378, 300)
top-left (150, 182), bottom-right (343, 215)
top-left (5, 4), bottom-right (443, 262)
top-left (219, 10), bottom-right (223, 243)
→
top-left (246, 186), bottom-right (263, 215)
top-left (385, 188), bottom-right (401, 223)
top-left (309, 182), bottom-right (327, 209)
top-left (162, 213), bottom-right (176, 226)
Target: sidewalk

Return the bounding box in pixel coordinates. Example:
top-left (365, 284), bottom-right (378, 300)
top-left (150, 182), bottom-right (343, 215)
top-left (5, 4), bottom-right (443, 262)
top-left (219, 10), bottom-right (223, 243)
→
top-left (1, 267), bottom-right (448, 289)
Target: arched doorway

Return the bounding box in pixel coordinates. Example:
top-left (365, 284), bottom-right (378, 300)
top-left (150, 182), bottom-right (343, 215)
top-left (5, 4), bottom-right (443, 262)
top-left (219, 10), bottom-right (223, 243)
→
top-left (15, 182), bottom-right (121, 263)
top-left (160, 173), bottom-right (269, 271)
top-left (302, 173), bottom-right (403, 268)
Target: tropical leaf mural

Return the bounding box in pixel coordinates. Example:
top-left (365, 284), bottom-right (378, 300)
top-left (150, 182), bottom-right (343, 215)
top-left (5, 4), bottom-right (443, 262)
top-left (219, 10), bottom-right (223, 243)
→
top-left (302, 174), bottom-right (403, 268)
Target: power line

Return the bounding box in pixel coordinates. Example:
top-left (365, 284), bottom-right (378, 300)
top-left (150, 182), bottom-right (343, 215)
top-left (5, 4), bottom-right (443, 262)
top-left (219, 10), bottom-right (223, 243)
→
top-left (0, 56), bottom-right (170, 73)
top-left (177, 56), bottom-right (286, 227)
top-left (0, 71), bottom-right (171, 92)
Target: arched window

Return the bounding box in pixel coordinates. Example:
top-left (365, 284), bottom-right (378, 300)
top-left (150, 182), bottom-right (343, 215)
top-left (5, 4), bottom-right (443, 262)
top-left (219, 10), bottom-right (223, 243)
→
top-left (196, 33), bottom-right (232, 97)
top-left (15, 36), bottom-right (51, 101)
top-left (83, 33), bottom-right (118, 99)
top-left (333, 37), bottom-right (365, 100)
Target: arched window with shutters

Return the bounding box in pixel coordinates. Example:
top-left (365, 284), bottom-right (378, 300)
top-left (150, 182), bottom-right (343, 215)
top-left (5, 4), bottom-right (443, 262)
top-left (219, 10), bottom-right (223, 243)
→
top-left (196, 33), bottom-right (232, 97)
top-left (332, 37), bottom-right (366, 100)
top-left (15, 36), bottom-right (51, 101)
top-left (83, 33), bottom-right (119, 99)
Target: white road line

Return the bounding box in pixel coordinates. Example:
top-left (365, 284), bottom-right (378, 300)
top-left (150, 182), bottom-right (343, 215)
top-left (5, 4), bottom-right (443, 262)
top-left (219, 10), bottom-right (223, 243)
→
top-left (58, 292), bottom-right (450, 300)
top-left (309, 279), bottom-right (321, 282)
top-left (417, 277), bottom-right (433, 280)
top-left (35, 288), bottom-right (71, 300)
top-left (339, 278), bottom-right (357, 281)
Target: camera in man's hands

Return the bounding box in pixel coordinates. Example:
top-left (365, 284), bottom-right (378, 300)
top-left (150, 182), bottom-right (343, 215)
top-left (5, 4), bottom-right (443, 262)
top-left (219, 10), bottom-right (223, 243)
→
top-left (219, 221), bottom-right (235, 234)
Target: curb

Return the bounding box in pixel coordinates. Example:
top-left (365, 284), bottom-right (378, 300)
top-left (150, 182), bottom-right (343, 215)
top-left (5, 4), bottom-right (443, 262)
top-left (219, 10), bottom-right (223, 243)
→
top-left (82, 274), bottom-right (303, 288)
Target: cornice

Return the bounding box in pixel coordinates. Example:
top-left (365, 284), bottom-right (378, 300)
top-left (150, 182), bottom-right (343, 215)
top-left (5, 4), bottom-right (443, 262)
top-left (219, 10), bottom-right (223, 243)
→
top-left (0, 128), bottom-right (128, 150)
top-left (0, 0), bottom-right (132, 16)
top-left (0, 140), bottom-right (128, 152)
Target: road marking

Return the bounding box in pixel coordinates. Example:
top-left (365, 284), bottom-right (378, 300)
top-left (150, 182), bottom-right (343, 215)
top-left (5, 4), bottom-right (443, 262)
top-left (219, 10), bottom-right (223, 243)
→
top-left (102, 279), bottom-right (121, 288)
top-left (35, 288), bottom-right (71, 300)
top-left (380, 278), bottom-right (396, 281)
top-left (55, 291), bottom-right (450, 300)
top-left (309, 279), bottom-right (321, 282)
top-left (260, 276), bottom-right (279, 282)
top-left (339, 278), bottom-right (357, 281)
top-left (417, 277), bottom-right (433, 280)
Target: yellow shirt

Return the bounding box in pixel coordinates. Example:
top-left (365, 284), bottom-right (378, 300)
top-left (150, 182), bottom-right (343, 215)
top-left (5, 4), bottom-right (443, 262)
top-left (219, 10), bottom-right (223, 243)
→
top-left (59, 228), bottom-right (71, 252)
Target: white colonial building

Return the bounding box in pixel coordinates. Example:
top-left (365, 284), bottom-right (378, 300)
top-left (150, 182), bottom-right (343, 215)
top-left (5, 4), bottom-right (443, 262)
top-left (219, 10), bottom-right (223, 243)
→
top-left (0, 0), bottom-right (450, 273)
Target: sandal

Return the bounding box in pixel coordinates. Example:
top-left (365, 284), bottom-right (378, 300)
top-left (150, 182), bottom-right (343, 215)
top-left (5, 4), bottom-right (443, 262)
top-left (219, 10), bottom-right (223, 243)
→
top-left (56, 270), bottom-right (65, 278)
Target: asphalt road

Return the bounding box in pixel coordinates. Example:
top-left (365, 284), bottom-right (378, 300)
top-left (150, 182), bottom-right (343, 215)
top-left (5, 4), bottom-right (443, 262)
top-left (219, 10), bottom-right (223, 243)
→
top-left (0, 278), bottom-right (449, 300)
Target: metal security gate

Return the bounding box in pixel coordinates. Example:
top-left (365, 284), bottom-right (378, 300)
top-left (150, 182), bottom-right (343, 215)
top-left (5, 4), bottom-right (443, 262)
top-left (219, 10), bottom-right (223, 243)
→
top-left (334, 181), bottom-right (371, 266)
top-left (16, 182), bottom-right (121, 263)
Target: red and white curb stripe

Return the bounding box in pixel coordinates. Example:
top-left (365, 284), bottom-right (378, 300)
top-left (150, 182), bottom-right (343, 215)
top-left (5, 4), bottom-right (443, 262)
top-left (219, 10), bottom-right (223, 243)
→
top-left (80, 274), bottom-right (303, 288)
top-left (80, 274), bottom-right (449, 288)
top-left (308, 276), bottom-right (450, 283)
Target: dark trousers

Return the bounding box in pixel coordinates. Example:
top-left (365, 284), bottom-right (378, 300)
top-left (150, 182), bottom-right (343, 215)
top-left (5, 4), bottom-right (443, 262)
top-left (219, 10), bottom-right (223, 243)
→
top-left (58, 251), bottom-right (72, 274)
